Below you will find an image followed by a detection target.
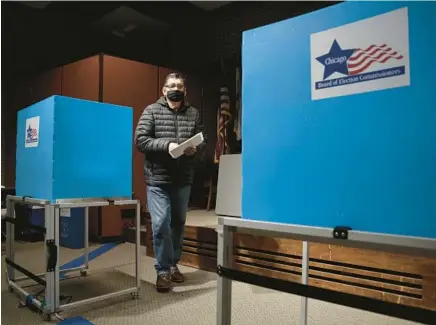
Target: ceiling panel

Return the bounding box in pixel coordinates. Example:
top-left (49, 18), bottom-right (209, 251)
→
top-left (94, 5), bottom-right (171, 39)
top-left (17, 1), bottom-right (51, 9)
top-left (190, 1), bottom-right (231, 11)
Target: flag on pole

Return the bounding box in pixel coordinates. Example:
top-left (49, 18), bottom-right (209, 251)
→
top-left (214, 86), bottom-right (232, 163)
top-left (233, 67), bottom-right (242, 141)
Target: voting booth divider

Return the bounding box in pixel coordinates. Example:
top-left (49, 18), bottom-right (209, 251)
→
top-left (214, 1), bottom-right (436, 324)
top-left (15, 95), bottom-right (133, 202)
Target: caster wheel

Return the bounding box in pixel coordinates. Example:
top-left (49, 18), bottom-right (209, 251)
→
top-left (80, 270), bottom-right (87, 276)
top-left (131, 293), bottom-right (140, 300)
top-left (43, 314), bottom-right (52, 321)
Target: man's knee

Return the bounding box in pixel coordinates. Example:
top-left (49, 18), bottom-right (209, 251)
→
top-left (150, 207), bottom-right (171, 238)
top-left (152, 216), bottom-right (171, 238)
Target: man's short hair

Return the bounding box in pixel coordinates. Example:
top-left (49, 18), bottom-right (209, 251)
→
top-left (164, 72), bottom-right (187, 87)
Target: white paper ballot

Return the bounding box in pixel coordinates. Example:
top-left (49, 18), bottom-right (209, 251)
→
top-left (170, 132), bottom-right (204, 159)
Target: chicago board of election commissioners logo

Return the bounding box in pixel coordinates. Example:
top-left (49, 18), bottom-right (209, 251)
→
top-left (26, 124), bottom-right (38, 144)
top-left (310, 7), bottom-right (410, 100)
top-left (25, 116), bottom-right (40, 148)
top-left (314, 39), bottom-right (405, 90)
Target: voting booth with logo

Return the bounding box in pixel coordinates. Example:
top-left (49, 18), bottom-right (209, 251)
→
top-left (15, 95), bottom-right (133, 202)
top-left (5, 95), bottom-right (142, 320)
top-left (217, 2), bottom-right (436, 325)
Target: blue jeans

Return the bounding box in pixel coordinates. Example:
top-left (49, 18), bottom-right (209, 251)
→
top-left (147, 184), bottom-right (191, 275)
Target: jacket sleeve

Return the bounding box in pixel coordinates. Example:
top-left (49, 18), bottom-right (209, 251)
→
top-left (134, 106), bottom-right (171, 154)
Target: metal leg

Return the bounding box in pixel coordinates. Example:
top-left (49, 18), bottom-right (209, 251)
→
top-left (135, 202), bottom-right (141, 295)
top-left (54, 206), bottom-right (60, 312)
top-left (6, 198), bottom-right (16, 282)
top-left (84, 207), bottom-right (89, 270)
top-left (217, 225), bottom-right (233, 325)
top-left (5, 197), bottom-right (143, 317)
top-left (300, 241), bottom-right (309, 325)
top-left (44, 205), bottom-right (56, 315)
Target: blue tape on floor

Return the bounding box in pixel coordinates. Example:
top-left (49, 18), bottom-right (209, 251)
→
top-left (59, 242), bottom-right (121, 279)
top-left (56, 316), bottom-right (94, 324)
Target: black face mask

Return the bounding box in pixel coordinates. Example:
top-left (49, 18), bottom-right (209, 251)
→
top-left (166, 90), bottom-right (184, 102)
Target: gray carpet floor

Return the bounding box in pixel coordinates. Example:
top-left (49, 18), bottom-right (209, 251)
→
top-left (1, 242), bottom-right (421, 325)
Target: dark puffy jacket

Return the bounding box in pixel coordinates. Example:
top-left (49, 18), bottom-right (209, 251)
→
top-left (134, 97), bottom-right (206, 186)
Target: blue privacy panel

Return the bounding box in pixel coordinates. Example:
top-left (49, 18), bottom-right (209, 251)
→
top-left (242, 2), bottom-right (436, 239)
top-left (16, 97), bottom-right (55, 200)
top-left (16, 95), bottom-right (133, 202)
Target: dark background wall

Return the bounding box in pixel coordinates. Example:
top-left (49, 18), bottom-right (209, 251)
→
top-left (2, 1), bottom-right (337, 81)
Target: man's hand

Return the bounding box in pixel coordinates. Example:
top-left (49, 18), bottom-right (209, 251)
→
top-left (184, 146), bottom-right (196, 156)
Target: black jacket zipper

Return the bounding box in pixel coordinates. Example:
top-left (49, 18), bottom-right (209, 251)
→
top-left (175, 112), bottom-right (180, 144)
top-left (175, 111), bottom-right (180, 175)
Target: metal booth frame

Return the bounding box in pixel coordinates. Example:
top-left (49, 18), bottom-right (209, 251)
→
top-left (216, 217), bottom-right (436, 325)
top-left (4, 195), bottom-right (141, 321)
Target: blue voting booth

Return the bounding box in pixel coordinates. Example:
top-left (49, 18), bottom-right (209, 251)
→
top-left (15, 95), bottom-right (133, 202)
top-left (241, 2), bottom-right (436, 239)
top-left (7, 96), bottom-right (141, 318)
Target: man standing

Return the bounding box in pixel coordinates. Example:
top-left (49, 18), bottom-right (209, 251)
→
top-left (135, 73), bottom-right (205, 292)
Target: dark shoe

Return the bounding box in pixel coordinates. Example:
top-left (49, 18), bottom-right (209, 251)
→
top-left (156, 273), bottom-right (172, 293)
top-left (171, 267), bottom-right (185, 283)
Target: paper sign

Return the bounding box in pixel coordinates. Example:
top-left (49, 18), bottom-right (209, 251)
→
top-left (25, 116), bottom-right (40, 148)
top-left (169, 132), bottom-right (204, 159)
